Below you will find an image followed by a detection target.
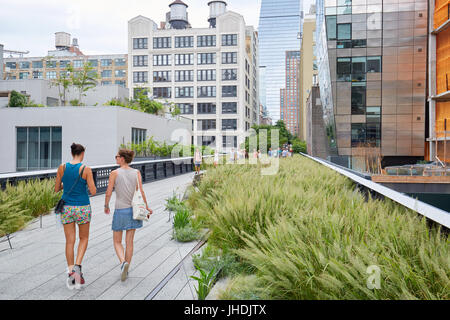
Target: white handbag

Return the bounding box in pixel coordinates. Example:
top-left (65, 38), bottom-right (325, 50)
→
top-left (132, 170), bottom-right (149, 221)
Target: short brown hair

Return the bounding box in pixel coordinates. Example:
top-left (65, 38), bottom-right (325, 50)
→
top-left (71, 143), bottom-right (85, 156)
top-left (118, 149), bottom-right (135, 164)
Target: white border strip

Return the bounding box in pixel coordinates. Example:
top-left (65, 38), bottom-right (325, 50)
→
top-left (302, 154), bottom-right (450, 229)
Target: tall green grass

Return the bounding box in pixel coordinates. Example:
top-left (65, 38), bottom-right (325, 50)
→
top-left (0, 179), bottom-right (61, 237)
top-left (188, 156), bottom-right (450, 300)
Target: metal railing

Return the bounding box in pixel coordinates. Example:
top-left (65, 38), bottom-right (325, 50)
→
top-left (0, 156), bottom-right (211, 193)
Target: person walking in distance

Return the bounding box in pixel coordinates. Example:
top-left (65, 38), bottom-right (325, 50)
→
top-left (213, 148), bottom-right (220, 168)
top-left (194, 148), bottom-right (202, 174)
top-left (54, 143), bottom-right (97, 289)
top-left (104, 149), bottom-right (152, 281)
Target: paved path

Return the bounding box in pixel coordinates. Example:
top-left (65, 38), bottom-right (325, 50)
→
top-left (0, 173), bottom-right (200, 300)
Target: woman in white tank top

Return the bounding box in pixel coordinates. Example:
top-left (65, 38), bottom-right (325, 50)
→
top-left (104, 149), bottom-right (153, 281)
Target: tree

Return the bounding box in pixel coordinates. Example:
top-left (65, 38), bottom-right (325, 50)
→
top-left (44, 56), bottom-right (71, 106)
top-left (8, 91), bottom-right (28, 107)
top-left (71, 62), bottom-right (98, 105)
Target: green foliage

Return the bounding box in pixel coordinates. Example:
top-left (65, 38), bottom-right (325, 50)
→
top-left (173, 224), bottom-right (201, 242)
top-left (71, 61), bottom-right (98, 105)
top-left (292, 138), bottom-right (307, 154)
top-left (0, 179), bottom-right (61, 237)
top-left (69, 99), bottom-right (83, 106)
top-left (165, 192), bottom-right (184, 213)
top-left (173, 206), bottom-right (191, 229)
top-left (190, 265), bottom-right (217, 300)
top-left (104, 90), bottom-right (164, 115)
top-left (9, 91), bottom-right (29, 107)
top-left (243, 120), bottom-right (299, 152)
top-left (187, 156), bottom-right (450, 300)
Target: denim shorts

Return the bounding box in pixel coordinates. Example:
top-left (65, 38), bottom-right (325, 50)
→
top-left (112, 207), bottom-right (143, 231)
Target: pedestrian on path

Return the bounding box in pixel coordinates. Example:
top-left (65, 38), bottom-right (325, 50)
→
top-left (54, 143), bottom-right (97, 289)
top-left (104, 149), bottom-right (153, 282)
top-left (194, 148), bottom-right (202, 174)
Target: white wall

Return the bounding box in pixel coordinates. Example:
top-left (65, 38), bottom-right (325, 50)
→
top-left (0, 106), bottom-right (191, 173)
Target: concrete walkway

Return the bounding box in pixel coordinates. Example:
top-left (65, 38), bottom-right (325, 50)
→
top-left (0, 173), bottom-right (200, 300)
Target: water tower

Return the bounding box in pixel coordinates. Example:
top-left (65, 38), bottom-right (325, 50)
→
top-left (208, 1), bottom-right (227, 28)
top-left (169, 0), bottom-right (189, 29)
top-left (55, 32), bottom-right (71, 50)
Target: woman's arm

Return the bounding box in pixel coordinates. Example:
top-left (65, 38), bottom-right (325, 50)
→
top-left (55, 164), bottom-right (64, 193)
top-left (104, 170), bottom-right (117, 214)
top-left (137, 171), bottom-right (153, 216)
top-left (82, 166), bottom-right (97, 196)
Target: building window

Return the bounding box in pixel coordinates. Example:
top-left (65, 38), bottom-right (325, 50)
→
top-left (197, 35), bottom-right (216, 47)
top-left (351, 82), bottom-right (366, 115)
top-left (222, 102), bottom-right (237, 114)
top-left (115, 80), bottom-right (126, 87)
top-left (19, 72), bottom-right (29, 79)
top-left (153, 55), bottom-right (172, 66)
top-left (59, 60), bottom-right (70, 68)
top-left (175, 36), bottom-right (194, 48)
top-left (326, 16), bottom-right (337, 40)
top-left (16, 127), bottom-right (62, 171)
top-left (73, 60), bottom-right (84, 68)
top-left (175, 53), bottom-right (194, 65)
top-left (101, 70), bottom-right (112, 78)
top-left (367, 56), bottom-right (382, 73)
top-left (222, 52), bottom-right (237, 64)
top-left (197, 86), bottom-right (216, 98)
top-left (88, 59), bottom-right (98, 67)
top-left (133, 71), bottom-right (148, 83)
top-left (153, 37), bottom-right (171, 49)
top-left (32, 61), bottom-right (43, 69)
top-left (45, 61), bottom-right (56, 68)
top-left (46, 71), bottom-right (57, 79)
top-left (222, 34), bottom-right (238, 46)
top-left (115, 69), bottom-right (126, 77)
top-left (115, 58), bottom-right (126, 66)
top-left (153, 87), bottom-right (171, 98)
top-left (133, 38), bottom-right (148, 49)
top-left (197, 69), bottom-right (216, 81)
top-left (197, 136), bottom-right (216, 147)
top-left (133, 55), bottom-right (148, 67)
top-left (352, 57), bottom-right (366, 82)
top-left (197, 103), bottom-right (216, 114)
top-left (222, 119), bottom-right (237, 130)
top-left (132, 128), bottom-right (147, 145)
top-left (175, 70), bottom-right (194, 82)
top-left (19, 61), bottom-right (30, 69)
top-left (101, 59), bottom-right (112, 67)
top-left (222, 86), bottom-right (237, 97)
top-left (198, 53), bottom-right (216, 65)
top-left (198, 119), bottom-right (216, 130)
top-left (175, 87), bottom-right (194, 98)
top-left (177, 103), bottom-right (194, 114)
top-left (222, 136), bottom-right (237, 148)
top-left (153, 71), bottom-right (171, 82)
top-left (32, 71), bottom-right (43, 79)
top-left (102, 81), bottom-right (112, 85)
top-left (6, 62), bottom-right (17, 69)
top-left (222, 69), bottom-right (237, 81)
top-left (337, 23), bottom-right (351, 40)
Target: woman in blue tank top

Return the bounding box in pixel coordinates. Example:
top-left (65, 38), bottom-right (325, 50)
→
top-left (55, 143), bottom-right (97, 289)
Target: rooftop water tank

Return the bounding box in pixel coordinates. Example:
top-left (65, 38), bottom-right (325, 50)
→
top-left (55, 32), bottom-right (71, 50)
top-left (169, 0), bottom-right (189, 29)
top-left (208, 1), bottom-right (227, 28)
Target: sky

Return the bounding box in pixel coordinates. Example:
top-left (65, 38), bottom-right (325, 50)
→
top-left (0, 0), bottom-right (314, 57)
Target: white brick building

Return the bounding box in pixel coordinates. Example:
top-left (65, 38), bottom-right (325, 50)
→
top-left (128, 0), bottom-right (259, 151)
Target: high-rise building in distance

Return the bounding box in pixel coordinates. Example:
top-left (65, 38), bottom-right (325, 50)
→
top-left (258, 0), bottom-right (303, 121)
top-left (281, 51), bottom-right (301, 136)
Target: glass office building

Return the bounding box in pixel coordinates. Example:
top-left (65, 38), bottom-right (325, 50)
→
top-left (316, 0), bottom-right (428, 170)
top-left (258, 0), bottom-right (303, 121)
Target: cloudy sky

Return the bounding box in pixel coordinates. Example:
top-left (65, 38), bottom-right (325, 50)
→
top-left (0, 0), bottom-right (313, 57)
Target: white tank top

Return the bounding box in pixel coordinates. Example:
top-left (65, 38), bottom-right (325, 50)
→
top-left (114, 168), bottom-right (139, 209)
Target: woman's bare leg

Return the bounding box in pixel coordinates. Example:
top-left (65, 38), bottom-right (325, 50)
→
top-left (75, 223), bottom-right (90, 266)
top-left (113, 231), bottom-right (125, 263)
top-left (125, 229), bottom-right (136, 264)
top-left (63, 222), bottom-right (76, 271)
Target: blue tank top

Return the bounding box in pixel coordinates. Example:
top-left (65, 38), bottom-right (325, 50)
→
top-left (62, 163), bottom-right (90, 206)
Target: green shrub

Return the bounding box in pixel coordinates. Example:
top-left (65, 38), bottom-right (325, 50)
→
top-left (9, 90), bottom-right (28, 107)
top-left (173, 224), bottom-right (201, 242)
top-left (173, 207), bottom-right (191, 229)
top-left (191, 265), bottom-right (217, 300)
top-left (188, 156), bottom-right (450, 300)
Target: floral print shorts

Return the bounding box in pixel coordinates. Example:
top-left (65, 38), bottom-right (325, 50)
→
top-left (60, 205), bottom-right (92, 225)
